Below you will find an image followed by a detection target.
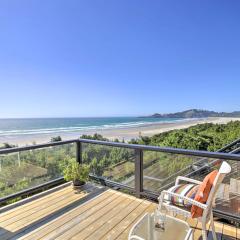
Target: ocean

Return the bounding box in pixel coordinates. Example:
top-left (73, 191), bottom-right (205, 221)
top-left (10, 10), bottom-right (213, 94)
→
top-left (0, 117), bottom-right (185, 137)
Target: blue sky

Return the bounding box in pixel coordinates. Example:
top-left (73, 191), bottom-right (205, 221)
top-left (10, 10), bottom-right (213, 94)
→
top-left (0, 0), bottom-right (240, 118)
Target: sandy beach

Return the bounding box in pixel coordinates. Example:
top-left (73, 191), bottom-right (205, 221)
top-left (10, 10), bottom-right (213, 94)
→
top-left (0, 117), bottom-right (239, 146)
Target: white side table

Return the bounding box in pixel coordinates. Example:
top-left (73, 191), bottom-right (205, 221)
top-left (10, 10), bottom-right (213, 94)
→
top-left (128, 213), bottom-right (193, 240)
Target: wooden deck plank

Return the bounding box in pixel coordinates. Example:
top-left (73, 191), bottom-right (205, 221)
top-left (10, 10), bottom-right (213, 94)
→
top-left (55, 194), bottom-right (127, 240)
top-left (100, 200), bottom-right (154, 240)
top-left (39, 191), bottom-right (123, 240)
top-left (1, 190), bottom-right (84, 228)
top-left (0, 185), bottom-right (73, 221)
top-left (0, 189), bottom-right (78, 227)
top-left (85, 198), bottom-right (143, 240)
top-left (73, 197), bottom-right (136, 240)
top-left (0, 193), bottom-right (86, 240)
top-left (20, 190), bottom-right (115, 240)
top-left (237, 227), bottom-right (240, 240)
top-left (222, 223), bottom-right (237, 239)
top-left (0, 185), bottom-right (96, 240)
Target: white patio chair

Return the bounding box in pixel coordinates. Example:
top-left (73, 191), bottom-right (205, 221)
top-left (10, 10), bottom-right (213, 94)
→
top-left (158, 161), bottom-right (231, 240)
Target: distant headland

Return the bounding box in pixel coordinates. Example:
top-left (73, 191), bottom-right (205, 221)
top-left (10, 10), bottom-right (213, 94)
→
top-left (142, 109), bottom-right (240, 118)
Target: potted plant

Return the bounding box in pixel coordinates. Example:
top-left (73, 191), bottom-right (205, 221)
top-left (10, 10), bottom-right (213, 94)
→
top-left (63, 159), bottom-right (90, 187)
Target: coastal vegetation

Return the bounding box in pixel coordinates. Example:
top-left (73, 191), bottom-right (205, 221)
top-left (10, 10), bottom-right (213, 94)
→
top-left (0, 143), bottom-right (17, 149)
top-left (50, 136), bottom-right (62, 142)
top-left (132, 121), bottom-right (240, 151)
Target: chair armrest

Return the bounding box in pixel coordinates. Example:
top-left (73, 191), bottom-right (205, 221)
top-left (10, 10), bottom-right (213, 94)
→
top-left (175, 176), bottom-right (202, 186)
top-left (159, 190), bottom-right (207, 210)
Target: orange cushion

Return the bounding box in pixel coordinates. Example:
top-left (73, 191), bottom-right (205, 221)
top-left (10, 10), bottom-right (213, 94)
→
top-left (191, 170), bottom-right (218, 218)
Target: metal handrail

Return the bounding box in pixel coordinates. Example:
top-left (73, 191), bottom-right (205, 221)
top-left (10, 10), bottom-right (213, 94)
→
top-left (78, 138), bottom-right (240, 161)
top-left (0, 139), bottom-right (78, 154)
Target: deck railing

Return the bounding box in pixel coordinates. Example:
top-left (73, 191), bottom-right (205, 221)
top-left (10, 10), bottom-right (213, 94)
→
top-left (0, 138), bottom-right (239, 222)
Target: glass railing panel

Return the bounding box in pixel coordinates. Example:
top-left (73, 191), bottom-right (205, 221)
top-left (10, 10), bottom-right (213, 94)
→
top-left (142, 151), bottom-right (202, 192)
top-left (0, 143), bottom-right (75, 198)
top-left (142, 150), bottom-right (240, 220)
top-left (82, 143), bottom-right (135, 188)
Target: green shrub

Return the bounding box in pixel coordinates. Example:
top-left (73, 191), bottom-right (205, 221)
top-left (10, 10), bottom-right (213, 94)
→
top-left (63, 158), bottom-right (89, 183)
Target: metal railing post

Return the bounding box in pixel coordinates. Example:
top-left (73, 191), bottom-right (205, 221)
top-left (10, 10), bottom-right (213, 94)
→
top-left (76, 140), bottom-right (82, 164)
top-left (135, 149), bottom-right (143, 198)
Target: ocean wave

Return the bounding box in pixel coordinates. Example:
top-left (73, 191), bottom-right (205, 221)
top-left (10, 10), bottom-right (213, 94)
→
top-left (0, 118), bottom-right (197, 137)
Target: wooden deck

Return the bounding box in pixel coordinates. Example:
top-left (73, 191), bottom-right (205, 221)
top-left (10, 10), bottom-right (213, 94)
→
top-left (0, 184), bottom-right (238, 240)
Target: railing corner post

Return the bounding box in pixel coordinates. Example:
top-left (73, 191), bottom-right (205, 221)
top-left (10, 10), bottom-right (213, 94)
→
top-left (76, 140), bottom-right (82, 164)
top-left (135, 149), bottom-right (143, 198)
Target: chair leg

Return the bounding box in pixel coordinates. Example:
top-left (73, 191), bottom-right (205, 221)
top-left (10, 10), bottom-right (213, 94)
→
top-left (201, 220), bottom-right (207, 240)
top-left (210, 213), bottom-right (217, 240)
